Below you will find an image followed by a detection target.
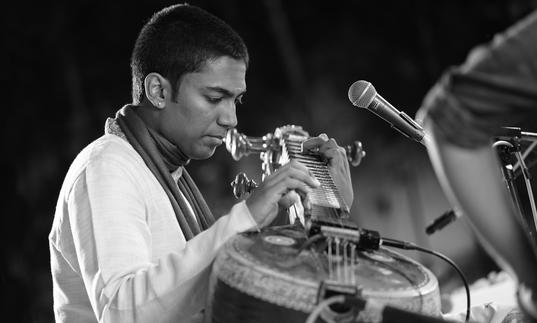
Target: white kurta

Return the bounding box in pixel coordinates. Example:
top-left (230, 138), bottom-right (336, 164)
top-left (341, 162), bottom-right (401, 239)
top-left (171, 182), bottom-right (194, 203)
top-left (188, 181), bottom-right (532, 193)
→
top-left (49, 133), bottom-right (257, 323)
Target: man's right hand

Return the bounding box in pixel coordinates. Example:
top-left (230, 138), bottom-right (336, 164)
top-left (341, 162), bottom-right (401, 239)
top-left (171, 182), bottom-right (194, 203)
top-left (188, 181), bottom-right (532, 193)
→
top-left (245, 160), bottom-right (320, 228)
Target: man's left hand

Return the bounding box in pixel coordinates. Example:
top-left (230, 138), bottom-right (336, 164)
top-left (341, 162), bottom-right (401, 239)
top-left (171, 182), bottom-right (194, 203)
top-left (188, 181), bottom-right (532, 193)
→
top-left (301, 133), bottom-right (354, 209)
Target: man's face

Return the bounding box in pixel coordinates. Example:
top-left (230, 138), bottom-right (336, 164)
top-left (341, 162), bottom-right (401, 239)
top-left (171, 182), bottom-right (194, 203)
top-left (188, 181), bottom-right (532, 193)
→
top-left (160, 56), bottom-right (246, 160)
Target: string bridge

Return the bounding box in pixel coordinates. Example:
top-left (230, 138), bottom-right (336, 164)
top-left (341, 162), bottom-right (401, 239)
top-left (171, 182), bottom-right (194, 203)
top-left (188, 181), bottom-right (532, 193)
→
top-left (320, 226), bottom-right (380, 250)
top-left (308, 216), bottom-right (381, 252)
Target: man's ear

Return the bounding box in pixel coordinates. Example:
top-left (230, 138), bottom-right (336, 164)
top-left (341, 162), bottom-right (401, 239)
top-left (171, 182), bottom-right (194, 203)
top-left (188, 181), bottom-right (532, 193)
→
top-left (143, 73), bottom-right (172, 109)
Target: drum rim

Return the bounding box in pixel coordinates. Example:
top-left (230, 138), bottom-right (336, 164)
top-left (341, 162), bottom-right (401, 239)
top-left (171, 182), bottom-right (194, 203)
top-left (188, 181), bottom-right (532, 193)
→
top-left (210, 234), bottom-right (441, 314)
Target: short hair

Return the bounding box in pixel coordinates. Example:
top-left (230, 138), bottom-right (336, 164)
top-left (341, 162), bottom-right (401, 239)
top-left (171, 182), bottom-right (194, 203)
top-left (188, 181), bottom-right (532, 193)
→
top-left (130, 4), bottom-right (249, 104)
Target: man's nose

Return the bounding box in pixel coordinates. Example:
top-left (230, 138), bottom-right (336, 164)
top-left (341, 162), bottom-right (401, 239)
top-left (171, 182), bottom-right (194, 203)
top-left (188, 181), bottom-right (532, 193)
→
top-left (218, 102), bottom-right (238, 129)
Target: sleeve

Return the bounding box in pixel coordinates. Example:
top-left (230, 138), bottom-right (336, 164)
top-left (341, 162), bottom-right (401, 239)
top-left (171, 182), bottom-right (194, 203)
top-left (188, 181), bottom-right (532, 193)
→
top-left (67, 154), bottom-right (257, 323)
top-left (416, 9), bottom-right (537, 149)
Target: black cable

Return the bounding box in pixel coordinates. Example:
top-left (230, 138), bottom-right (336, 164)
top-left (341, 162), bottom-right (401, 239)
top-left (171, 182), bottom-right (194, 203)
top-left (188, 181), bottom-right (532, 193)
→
top-left (382, 237), bottom-right (471, 323)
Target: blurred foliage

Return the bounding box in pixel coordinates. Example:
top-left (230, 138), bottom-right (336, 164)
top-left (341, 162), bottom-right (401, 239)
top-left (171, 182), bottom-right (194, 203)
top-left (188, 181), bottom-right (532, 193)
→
top-left (4, 0), bottom-right (537, 321)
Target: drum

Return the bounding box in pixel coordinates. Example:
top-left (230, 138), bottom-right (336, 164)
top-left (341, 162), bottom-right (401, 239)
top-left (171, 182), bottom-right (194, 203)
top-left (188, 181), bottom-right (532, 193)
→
top-left (205, 224), bottom-right (441, 323)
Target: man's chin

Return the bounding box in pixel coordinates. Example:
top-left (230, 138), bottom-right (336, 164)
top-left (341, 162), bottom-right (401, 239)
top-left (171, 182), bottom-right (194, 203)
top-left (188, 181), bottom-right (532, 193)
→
top-left (190, 147), bottom-right (217, 160)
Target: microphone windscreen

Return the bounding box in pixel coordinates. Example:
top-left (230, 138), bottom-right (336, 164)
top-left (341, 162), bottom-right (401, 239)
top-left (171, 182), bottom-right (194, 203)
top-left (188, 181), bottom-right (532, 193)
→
top-left (348, 80), bottom-right (377, 108)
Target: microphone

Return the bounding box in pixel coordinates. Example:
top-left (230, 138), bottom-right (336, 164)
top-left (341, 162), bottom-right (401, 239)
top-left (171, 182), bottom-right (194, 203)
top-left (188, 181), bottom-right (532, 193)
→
top-left (348, 80), bottom-right (426, 145)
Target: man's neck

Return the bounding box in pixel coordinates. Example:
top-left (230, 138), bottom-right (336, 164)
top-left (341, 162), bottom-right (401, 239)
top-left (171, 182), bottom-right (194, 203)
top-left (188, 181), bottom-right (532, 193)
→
top-left (134, 100), bottom-right (161, 132)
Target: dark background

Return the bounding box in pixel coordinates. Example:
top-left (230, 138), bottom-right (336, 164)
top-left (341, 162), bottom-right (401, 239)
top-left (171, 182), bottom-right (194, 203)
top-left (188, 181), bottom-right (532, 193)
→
top-left (4, 0), bottom-right (537, 321)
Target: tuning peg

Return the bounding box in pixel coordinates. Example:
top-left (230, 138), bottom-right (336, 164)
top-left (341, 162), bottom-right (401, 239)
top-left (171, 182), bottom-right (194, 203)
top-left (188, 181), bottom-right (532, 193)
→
top-left (345, 141), bottom-right (366, 167)
top-left (230, 172), bottom-right (258, 199)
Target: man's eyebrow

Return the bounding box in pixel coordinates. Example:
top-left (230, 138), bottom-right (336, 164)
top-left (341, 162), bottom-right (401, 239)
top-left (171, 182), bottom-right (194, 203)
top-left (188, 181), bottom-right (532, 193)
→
top-left (206, 86), bottom-right (246, 97)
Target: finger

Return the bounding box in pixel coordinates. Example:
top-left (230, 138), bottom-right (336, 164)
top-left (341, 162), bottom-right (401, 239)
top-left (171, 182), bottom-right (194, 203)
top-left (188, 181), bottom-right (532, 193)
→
top-left (316, 138), bottom-right (341, 163)
top-left (278, 190), bottom-right (301, 209)
top-left (259, 160), bottom-right (301, 186)
top-left (301, 133), bottom-right (329, 152)
top-left (288, 164), bottom-right (321, 189)
top-left (259, 169), bottom-right (317, 199)
top-left (320, 144), bottom-right (347, 163)
top-left (318, 138), bottom-right (339, 152)
top-left (301, 137), bottom-right (325, 152)
top-left (278, 177), bottom-right (316, 196)
top-left (297, 190), bottom-right (312, 215)
top-left (264, 160), bottom-right (320, 189)
top-left (265, 177), bottom-right (316, 208)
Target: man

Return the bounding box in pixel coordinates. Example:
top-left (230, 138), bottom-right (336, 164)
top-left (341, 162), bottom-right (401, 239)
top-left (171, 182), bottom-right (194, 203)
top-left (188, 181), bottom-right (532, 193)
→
top-left (49, 4), bottom-right (353, 323)
top-left (417, 9), bottom-right (537, 322)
